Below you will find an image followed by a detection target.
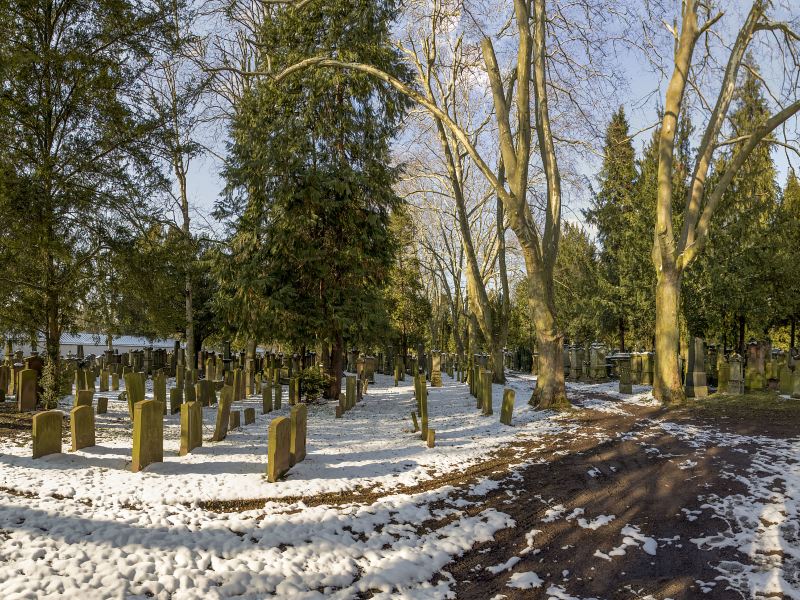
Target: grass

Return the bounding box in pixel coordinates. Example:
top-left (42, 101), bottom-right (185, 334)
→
top-left (676, 388), bottom-right (800, 423)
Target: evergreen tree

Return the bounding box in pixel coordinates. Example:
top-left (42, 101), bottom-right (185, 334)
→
top-left (0, 0), bottom-right (166, 397)
top-left (774, 170), bottom-right (800, 349)
top-left (553, 223), bottom-right (601, 344)
top-left (586, 107), bottom-right (636, 348)
top-left (682, 65), bottom-right (779, 351)
top-left (216, 0), bottom-right (411, 398)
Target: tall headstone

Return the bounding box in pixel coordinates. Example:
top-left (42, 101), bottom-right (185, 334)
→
top-left (123, 372), bottom-right (145, 421)
top-left (32, 410), bottom-right (62, 458)
top-left (267, 416), bottom-right (291, 483)
top-left (500, 389), bottom-right (515, 426)
top-left (262, 384), bottom-right (273, 414)
top-left (179, 401), bottom-right (202, 456)
top-left (684, 337), bottom-right (709, 398)
top-left (728, 354), bottom-right (745, 395)
top-left (211, 385), bottom-right (234, 442)
top-left (70, 405), bottom-right (95, 451)
top-left (17, 368), bottom-right (37, 411)
top-left (618, 353), bottom-right (632, 394)
top-left (431, 352), bottom-right (442, 387)
top-left (75, 390), bottom-right (94, 408)
top-left (131, 400), bottom-right (163, 472)
top-left (417, 374), bottom-right (428, 439)
top-left (717, 356), bottom-right (730, 393)
top-left (289, 403), bottom-right (307, 466)
top-left (481, 368), bottom-right (493, 416)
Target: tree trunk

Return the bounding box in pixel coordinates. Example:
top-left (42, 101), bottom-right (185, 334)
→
top-left (738, 315), bottom-right (746, 356)
top-left (529, 270), bottom-right (567, 408)
top-left (326, 332), bottom-right (344, 400)
top-left (654, 270), bottom-right (684, 403)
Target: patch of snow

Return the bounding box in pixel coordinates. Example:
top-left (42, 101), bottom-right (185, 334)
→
top-left (506, 571), bottom-right (543, 589)
top-left (486, 556), bottom-right (521, 574)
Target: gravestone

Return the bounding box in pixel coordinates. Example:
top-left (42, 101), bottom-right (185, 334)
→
top-left (346, 375), bottom-right (356, 411)
top-left (244, 407), bottom-right (255, 425)
top-left (618, 354), bottom-right (632, 394)
top-left (75, 390), bottom-right (93, 408)
top-left (417, 374), bottom-right (428, 439)
top-left (211, 385), bottom-right (234, 442)
top-left (17, 368), bottom-right (37, 411)
top-left (410, 411), bottom-right (419, 432)
top-left (229, 410), bottom-right (241, 431)
top-left (792, 368), bottom-right (800, 399)
top-left (631, 353), bottom-right (643, 385)
top-left (97, 396), bottom-right (108, 414)
top-left (262, 384), bottom-right (273, 414)
top-left (170, 387), bottom-right (183, 414)
top-left (32, 410), bottom-right (63, 458)
top-left (70, 405), bottom-right (95, 451)
top-left (267, 416), bottom-right (291, 483)
top-left (123, 372), bottom-right (145, 420)
top-left (289, 377), bottom-right (299, 405)
top-left (427, 429), bottom-right (435, 448)
top-left (745, 341), bottom-right (767, 391)
top-left (335, 405), bottom-right (342, 418)
top-left (641, 352), bottom-right (654, 386)
top-left (153, 373), bottom-right (167, 407)
top-left (431, 352), bottom-right (442, 387)
top-left (179, 401), bottom-right (202, 456)
top-left (481, 369), bottom-right (493, 416)
top-left (717, 357), bottom-right (730, 393)
top-left (684, 337), bottom-right (709, 398)
top-left (289, 403), bottom-right (307, 466)
top-left (779, 365), bottom-right (793, 395)
top-left (111, 372), bottom-right (119, 391)
top-left (131, 400), bottom-right (163, 472)
top-left (728, 354), bottom-right (745, 394)
top-left (99, 370), bottom-right (109, 392)
top-left (500, 389), bottom-right (515, 426)
top-left (273, 381), bottom-right (282, 410)
top-left (184, 377), bottom-right (197, 404)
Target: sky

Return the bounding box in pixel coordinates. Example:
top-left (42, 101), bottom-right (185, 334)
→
top-left (185, 2), bottom-right (800, 236)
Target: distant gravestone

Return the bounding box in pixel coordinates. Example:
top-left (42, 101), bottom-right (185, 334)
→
top-left (267, 416), bottom-right (291, 483)
top-left (184, 377), bottom-right (196, 404)
top-left (431, 353), bottom-right (442, 388)
top-left (170, 387), bottom-right (183, 415)
top-left (728, 354), bottom-right (745, 395)
top-left (111, 372), bottom-right (119, 391)
top-left (500, 389), bottom-right (515, 426)
top-left (346, 375), bottom-right (356, 411)
top-left (211, 385), bottom-right (234, 442)
top-left (70, 405), bottom-right (95, 451)
top-left (153, 373), bottom-right (167, 407)
top-left (685, 337), bottom-right (709, 398)
top-left (229, 410), bottom-right (241, 431)
top-left (289, 403), bottom-right (307, 466)
top-left (131, 400), bottom-right (163, 472)
top-left (427, 429), bottom-right (435, 448)
top-left (99, 370), bottom-right (109, 392)
top-left (97, 396), bottom-right (108, 414)
top-left (17, 368), bottom-right (37, 411)
top-left (262, 384), bottom-right (273, 414)
top-left (617, 354), bottom-right (632, 394)
top-left (792, 368), bottom-right (800, 399)
top-left (410, 411), bottom-right (419, 432)
top-left (244, 407), bottom-right (255, 425)
top-left (417, 375), bottom-right (429, 438)
top-left (179, 401), bottom-right (202, 456)
top-left (481, 369), bottom-right (493, 416)
top-left (123, 372), bottom-right (145, 421)
top-left (779, 365), bottom-right (793, 395)
top-left (273, 381), bottom-right (282, 410)
top-left (75, 389), bottom-right (94, 408)
top-left (717, 357), bottom-right (730, 393)
top-left (32, 410), bottom-right (63, 458)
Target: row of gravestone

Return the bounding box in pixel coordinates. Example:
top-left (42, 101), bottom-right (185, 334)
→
top-left (30, 382), bottom-right (308, 481)
top-left (334, 375), bottom-right (363, 418)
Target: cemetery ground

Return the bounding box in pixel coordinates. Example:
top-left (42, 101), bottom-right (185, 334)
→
top-left (0, 376), bottom-right (799, 599)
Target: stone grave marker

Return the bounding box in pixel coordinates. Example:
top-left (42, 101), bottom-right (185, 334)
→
top-left (262, 384), bottom-right (273, 414)
top-left (97, 396), bottom-right (108, 414)
top-left (111, 372), bottom-right (119, 391)
top-left (170, 387), bottom-right (183, 414)
top-left (779, 365), bottom-right (793, 395)
top-left (417, 374), bottom-right (428, 439)
top-left (267, 416), bottom-right (291, 483)
top-left (618, 353), bottom-right (633, 394)
top-left (431, 352), bottom-right (442, 387)
top-left (481, 369), bottom-right (493, 416)
top-left (346, 375), bottom-right (356, 411)
top-left (410, 411), bottom-right (419, 432)
top-left (99, 370), bottom-right (109, 392)
top-left (427, 429), bottom-right (435, 448)
top-left (123, 372), bottom-right (145, 421)
top-left (179, 401), bottom-right (202, 456)
top-left (500, 389), bottom-right (515, 426)
top-left (17, 368), bottom-right (37, 411)
top-left (210, 385), bottom-right (234, 442)
top-left (244, 407), bottom-right (256, 425)
top-left (229, 410), bottom-right (241, 431)
top-left (717, 357), bottom-right (730, 393)
top-left (32, 410), bottom-right (63, 458)
top-left (131, 400), bottom-right (163, 472)
top-left (273, 381), bottom-right (282, 410)
top-left (75, 390), bottom-right (94, 408)
top-left (70, 405), bottom-right (95, 451)
top-left (289, 403), bottom-right (307, 466)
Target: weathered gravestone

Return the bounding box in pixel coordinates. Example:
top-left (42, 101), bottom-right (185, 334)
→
top-left (728, 354), bottom-right (745, 394)
top-left (123, 372), bottom-right (145, 421)
top-left (75, 390), bottom-right (93, 408)
top-left (500, 389), bottom-right (515, 426)
top-left (618, 354), bottom-right (632, 394)
top-left (427, 429), bottom-right (435, 448)
top-left (262, 384), bottom-right (273, 414)
top-left (32, 410), bottom-right (63, 458)
top-left (229, 410), bottom-right (241, 431)
top-left (131, 400), bottom-right (163, 472)
top-left (289, 403), bottom-right (307, 466)
top-left (0, 365), bottom-right (8, 401)
top-left (792, 368), bottom-right (800, 399)
top-left (184, 377), bottom-right (197, 404)
top-left (431, 353), bottom-right (442, 388)
top-left (745, 341), bottom-right (767, 391)
top-left (641, 352), bottom-right (654, 386)
top-left (17, 368), bottom-right (37, 411)
top-left (153, 373), bottom-right (167, 408)
top-left (210, 385), bottom-right (234, 442)
top-left (97, 396), bottom-right (108, 414)
top-left (416, 374), bottom-right (428, 439)
top-left (684, 337), bottom-right (709, 398)
top-left (99, 370), bottom-right (109, 392)
top-left (345, 375), bottom-right (356, 411)
top-left (717, 357), bottom-right (730, 393)
top-left (267, 416), bottom-right (291, 483)
top-left (779, 365), bottom-right (793, 395)
top-left (244, 407), bottom-right (256, 425)
top-left (481, 369), bottom-right (493, 416)
top-left (289, 377), bottom-right (299, 406)
top-left (70, 405), bottom-right (95, 451)
top-left (111, 372), bottom-right (119, 391)
top-left (179, 401), bottom-right (202, 456)
top-left (273, 381), bottom-right (282, 410)
top-left (410, 411), bottom-right (419, 432)
top-left (170, 387), bottom-right (183, 415)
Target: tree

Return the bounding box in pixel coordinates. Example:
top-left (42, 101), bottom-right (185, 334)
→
top-left (650, 0), bottom-right (800, 403)
top-left (0, 0), bottom-right (166, 396)
top-left (552, 223), bottom-right (600, 345)
top-left (216, 0), bottom-right (411, 399)
top-left (586, 107), bottom-right (638, 349)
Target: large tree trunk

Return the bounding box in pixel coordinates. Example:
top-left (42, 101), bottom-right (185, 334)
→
top-left (528, 268), bottom-right (567, 408)
top-left (326, 332), bottom-right (344, 400)
top-left (654, 270), bottom-right (684, 403)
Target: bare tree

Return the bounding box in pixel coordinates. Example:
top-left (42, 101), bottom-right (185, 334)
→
top-left (648, 0), bottom-right (800, 403)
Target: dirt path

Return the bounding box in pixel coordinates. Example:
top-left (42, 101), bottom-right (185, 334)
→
top-left (440, 394), bottom-right (798, 600)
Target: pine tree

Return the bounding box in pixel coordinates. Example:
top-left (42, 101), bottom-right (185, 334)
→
top-left (216, 0), bottom-right (411, 398)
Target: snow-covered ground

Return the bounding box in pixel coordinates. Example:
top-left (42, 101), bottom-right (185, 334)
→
top-left (1, 374), bottom-right (799, 598)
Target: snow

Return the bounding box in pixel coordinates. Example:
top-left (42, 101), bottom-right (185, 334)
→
top-left (506, 571), bottom-right (543, 589)
top-left (486, 556), bottom-right (521, 574)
